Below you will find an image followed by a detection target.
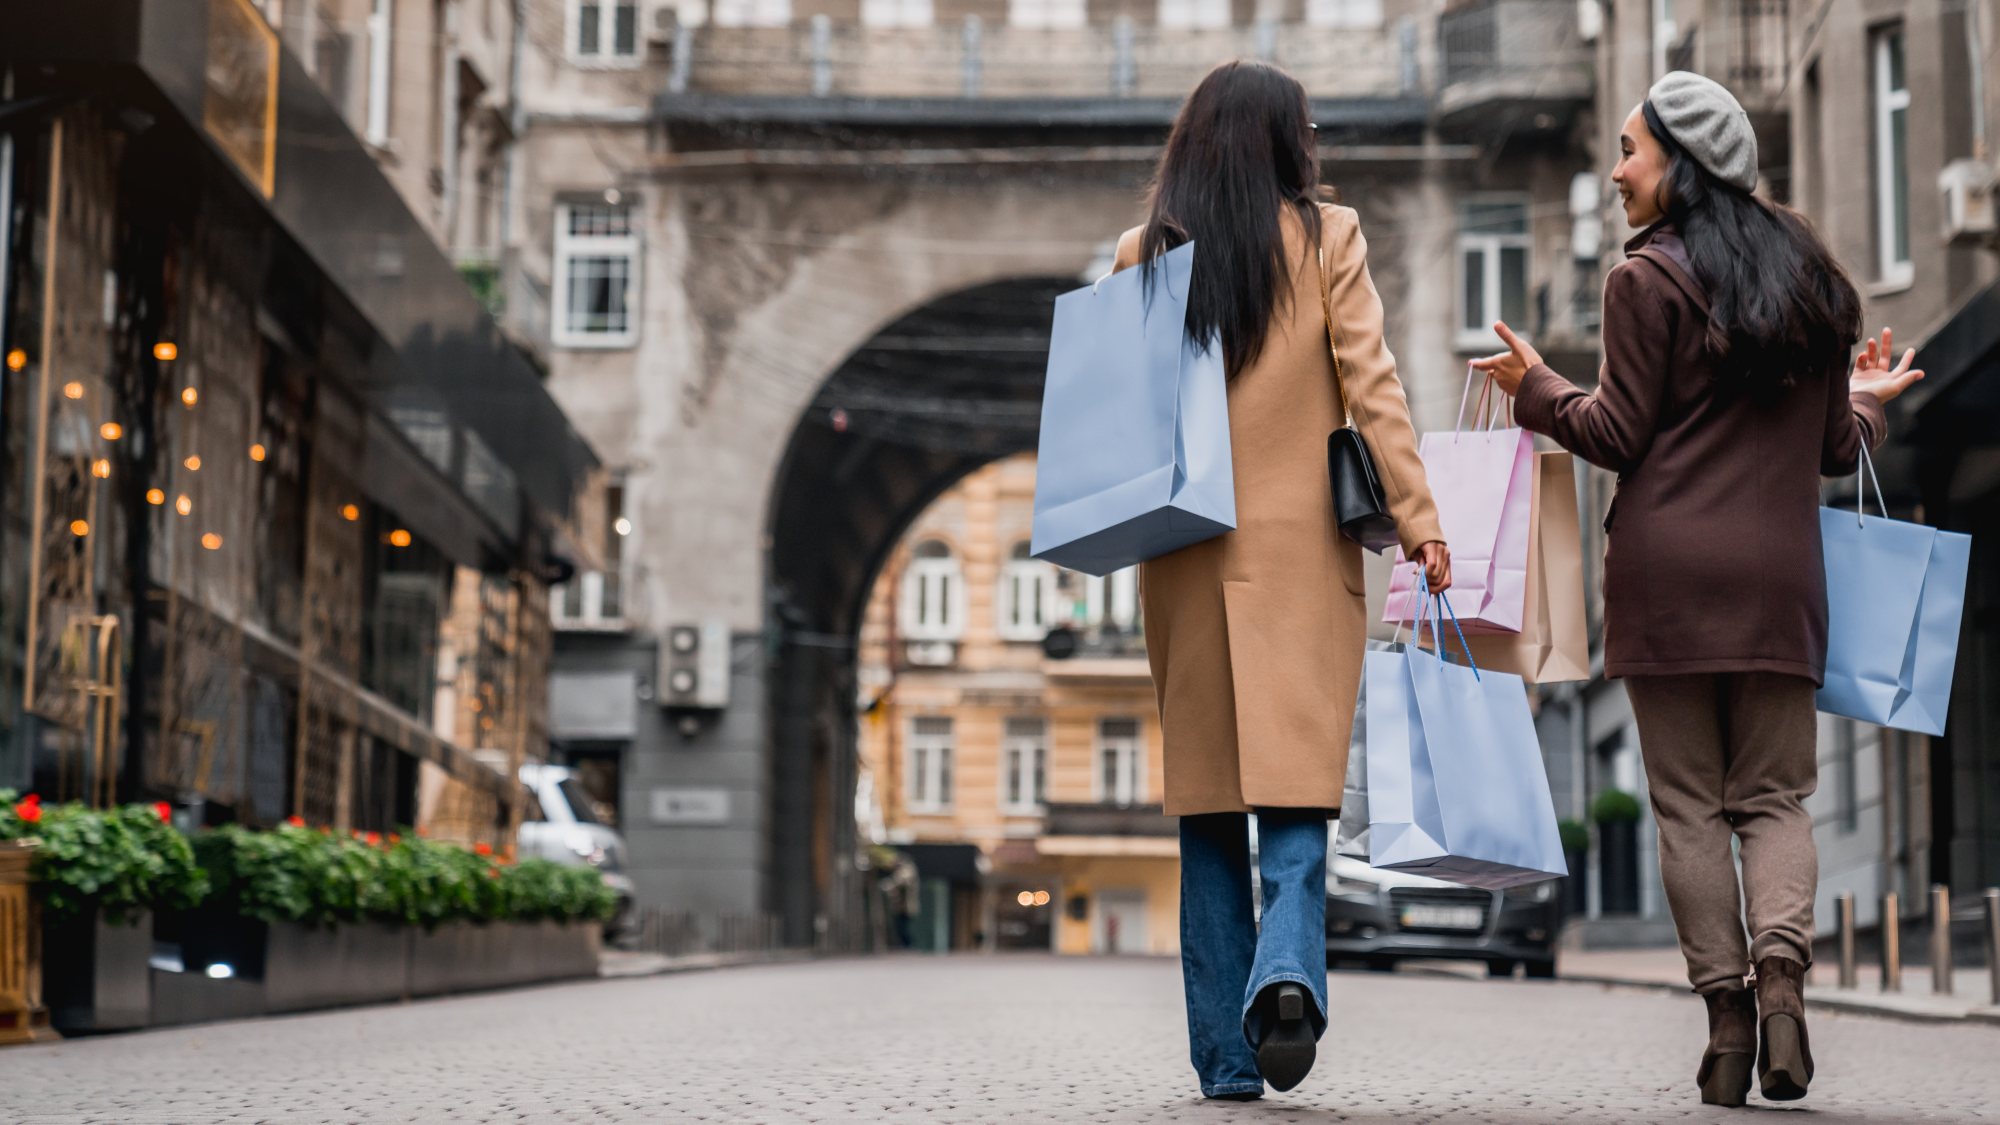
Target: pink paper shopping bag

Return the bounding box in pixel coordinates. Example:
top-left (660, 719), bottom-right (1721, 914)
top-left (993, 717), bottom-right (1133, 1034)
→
top-left (1383, 370), bottom-right (1534, 635)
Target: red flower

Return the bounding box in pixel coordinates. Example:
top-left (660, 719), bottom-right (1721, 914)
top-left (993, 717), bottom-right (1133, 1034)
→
top-left (387, 833), bottom-right (402, 845)
top-left (364, 831), bottom-right (381, 846)
top-left (13, 796), bottom-right (41, 824)
top-left (285, 816), bottom-right (305, 828)
top-left (473, 842), bottom-right (493, 857)
top-left (153, 802), bottom-right (172, 823)
top-left (485, 866), bottom-right (501, 879)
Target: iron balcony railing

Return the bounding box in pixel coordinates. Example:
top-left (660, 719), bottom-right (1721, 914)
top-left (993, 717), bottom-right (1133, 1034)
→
top-left (664, 17), bottom-right (1422, 102)
top-left (1043, 801), bottom-right (1176, 838)
top-left (1437, 0), bottom-right (1592, 97)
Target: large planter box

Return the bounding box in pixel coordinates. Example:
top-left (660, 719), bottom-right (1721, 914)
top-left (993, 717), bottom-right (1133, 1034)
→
top-left (43, 909), bottom-right (151, 1033)
top-left (408, 920), bottom-right (600, 997)
top-left (0, 841), bottom-right (53, 1044)
top-left (262, 921), bottom-right (411, 1013)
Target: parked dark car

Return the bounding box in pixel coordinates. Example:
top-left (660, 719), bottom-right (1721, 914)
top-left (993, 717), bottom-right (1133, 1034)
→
top-left (1325, 853), bottom-right (1561, 978)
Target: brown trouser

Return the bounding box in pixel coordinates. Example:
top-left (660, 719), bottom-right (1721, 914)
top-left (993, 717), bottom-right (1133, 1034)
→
top-left (1624, 672), bottom-right (1819, 994)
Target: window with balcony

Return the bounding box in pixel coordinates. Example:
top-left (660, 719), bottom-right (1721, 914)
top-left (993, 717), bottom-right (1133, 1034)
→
top-left (572, 0), bottom-right (640, 63)
top-left (1457, 198), bottom-right (1530, 351)
top-left (909, 716), bottom-right (955, 814)
top-left (1080, 567), bottom-right (1140, 631)
top-left (900, 540), bottom-right (965, 642)
top-left (1097, 718), bottom-right (1145, 806)
top-left (554, 477), bottom-right (630, 627)
top-left (553, 202), bottom-right (639, 348)
top-left (1008, 0), bottom-right (1085, 31)
top-left (711, 0), bottom-right (792, 28)
top-left (1001, 717), bottom-right (1047, 815)
top-left (1305, 0), bottom-right (1382, 29)
top-left (1158, 0), bottom-right (1228, 31)
top-left (997, 542), bottom-right (1055, 642)
top-left (862, 0), bottom-right (933, 28)
top-left (1873, 24), bottom-right (1912, 286)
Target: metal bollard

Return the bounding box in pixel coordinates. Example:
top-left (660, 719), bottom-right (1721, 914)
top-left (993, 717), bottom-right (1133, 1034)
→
top-left (1837, 892), bottom-right (1858, 989)
top-left (1986, 889), bottom-right (2000, 1006)
top-left (1932, 885), bottom-right (1953, 996)
top-left (1881, 891), bottom-right (1902, 992)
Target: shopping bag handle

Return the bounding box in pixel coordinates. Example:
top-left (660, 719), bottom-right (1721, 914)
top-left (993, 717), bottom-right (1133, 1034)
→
top-left (1405, 570), bottom-right (1482, 681)
top-left (1852, 443), bottom-right (1888, 526)
top-left (1454, 364), bottom-right (1513, 440)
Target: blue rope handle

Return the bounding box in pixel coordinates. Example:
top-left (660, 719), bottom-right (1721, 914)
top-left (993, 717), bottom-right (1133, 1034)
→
top-left (1412, 569), bottom-right (1483, 682)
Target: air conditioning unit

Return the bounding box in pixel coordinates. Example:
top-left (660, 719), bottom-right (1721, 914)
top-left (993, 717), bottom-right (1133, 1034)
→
top-left (658, 621), bottom-right (730, 709)
top-left (1939, 159), bottom-right (1997, 245)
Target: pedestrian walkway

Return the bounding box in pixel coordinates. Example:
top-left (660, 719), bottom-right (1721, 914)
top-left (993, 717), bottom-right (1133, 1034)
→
top-left (1561, 946), bottom-right (2000, 1025)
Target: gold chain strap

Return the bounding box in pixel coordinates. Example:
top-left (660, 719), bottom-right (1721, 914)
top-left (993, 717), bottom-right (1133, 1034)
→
top-left (1316, 246), bottom-right (1356, 429)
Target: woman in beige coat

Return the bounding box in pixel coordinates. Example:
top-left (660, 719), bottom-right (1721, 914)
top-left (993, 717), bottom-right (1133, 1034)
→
top-left (1114, 61), bottom-right (1448, 1099)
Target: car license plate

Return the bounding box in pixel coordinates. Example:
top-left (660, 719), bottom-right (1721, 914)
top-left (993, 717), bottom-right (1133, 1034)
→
top-left (1400, 905), bottom-right (1482, 930)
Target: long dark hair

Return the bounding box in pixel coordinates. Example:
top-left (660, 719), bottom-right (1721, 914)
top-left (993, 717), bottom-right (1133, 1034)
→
top-left (1140, 61), bottom-right (1323, 377)
top-left (1641, 101), bottom-right (1860, 400)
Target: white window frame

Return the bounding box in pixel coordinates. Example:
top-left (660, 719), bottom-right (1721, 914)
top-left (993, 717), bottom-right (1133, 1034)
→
top-left (1456, 197), bottom-right (1532, 352)
top-left (711, 0), bottom-right (792, 28)
top-left (1158, 0), bottom-right (1229, 31)
top-left (365, 0), bottom-right (393, 146)
top-left (1000, 718), bottom-right (1047, 815)
top-left (1096, 718), bottom-right (1145, 806)
top-left (1081, 567), bottom-right (1140, 630)
top-left (552, 202), bottom-right (641, 350)
top-left (1651, 0), bottom-right (1676, 81)
top-left (1305, 0), bottom-right (1382, 30)
top-left (553, 477), bottom-right (631, 628)
top-left (1008, 0), bottom-right (1085, 30)
top-left (862, 0), bottom-right (933, 28)
top-left (1873, 25), bottom-right (1914, 286)
top-left (569, 0), bottom-right (642, 66)
top-left (997, 549), bottom-right (1056, 642)
top-left (908, 717), bottom-right (955, 815)
top-left (900, 544), bottom-right (965, 642)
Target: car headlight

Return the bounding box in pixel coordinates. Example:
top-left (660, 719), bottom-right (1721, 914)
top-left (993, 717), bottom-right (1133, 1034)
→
top-left (1516, 879), bottom-right (1558, 903)
top-left (1327, 867), bottom-right (1383, 898)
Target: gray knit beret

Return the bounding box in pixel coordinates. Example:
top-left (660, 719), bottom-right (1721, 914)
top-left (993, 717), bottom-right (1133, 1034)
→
top-left (1647, 71), bottom-right (1758, 193)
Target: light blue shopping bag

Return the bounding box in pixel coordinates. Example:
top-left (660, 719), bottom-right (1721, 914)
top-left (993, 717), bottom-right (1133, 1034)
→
top-left (1365, 580), bottom-right (1567, 890)
top-left (1029, 241), bottom-right (1234, 577)
top-left (1817, 447), bottom-right (1972, 736)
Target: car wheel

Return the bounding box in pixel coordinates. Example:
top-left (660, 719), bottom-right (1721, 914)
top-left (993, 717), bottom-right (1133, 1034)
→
top-left (1485, 960), bottom-right (1517, 979)
top-left (1524, 959), bottom-right (1557, 980)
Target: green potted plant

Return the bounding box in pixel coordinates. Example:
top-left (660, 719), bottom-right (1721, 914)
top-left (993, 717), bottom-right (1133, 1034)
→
top-left (1591, 789), bottom-right (1644, 916)
top-left (0, 793), bottom-right (206, 1032)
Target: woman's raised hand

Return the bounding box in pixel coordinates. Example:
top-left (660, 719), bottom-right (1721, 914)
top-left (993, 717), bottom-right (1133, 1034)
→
top-left (1849, 327), bottom-right (1925, 405)
top-left (1468, 321), bottom-right (1544, 396)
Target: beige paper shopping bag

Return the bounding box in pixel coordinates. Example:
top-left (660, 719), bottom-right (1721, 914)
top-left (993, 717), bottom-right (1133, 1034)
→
top-left (1463, 451), bottom-right (1590, 684)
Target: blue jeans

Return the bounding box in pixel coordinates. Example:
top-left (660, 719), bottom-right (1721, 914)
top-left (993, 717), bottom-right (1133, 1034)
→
top-left (1178, 809), bottom-right (1331, 1098)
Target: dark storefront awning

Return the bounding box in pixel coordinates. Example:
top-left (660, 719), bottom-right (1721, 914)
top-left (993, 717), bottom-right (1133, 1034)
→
top-left (897, 842), bottom-right (986, 887)
top-left (1905, 283), bottom-right (2000, 453)
top-left (0, 0), bottom-right (597, 526)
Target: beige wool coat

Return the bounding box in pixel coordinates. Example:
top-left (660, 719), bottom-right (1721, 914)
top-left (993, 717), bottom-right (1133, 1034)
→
top-left (1120, 203), bottom-right (1444, 816)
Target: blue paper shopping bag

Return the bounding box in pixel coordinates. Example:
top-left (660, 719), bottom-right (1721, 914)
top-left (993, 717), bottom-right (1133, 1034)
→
top-left (1817, 449), bottom-right (1972, 736)
top-left (1029, 241), bottom-right (1234, 577)
top-left (1365, 583), bottom-right (1567, 890)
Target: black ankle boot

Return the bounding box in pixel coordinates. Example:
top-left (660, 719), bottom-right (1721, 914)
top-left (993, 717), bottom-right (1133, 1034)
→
top-left (1253, 983), bottom-right (1316, 1092)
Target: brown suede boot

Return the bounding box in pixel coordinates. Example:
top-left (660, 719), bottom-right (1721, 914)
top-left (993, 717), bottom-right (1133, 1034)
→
top-left (1696, 986), bottom-right (1757, 1107)
top-left (1754, 956), bottom-right (1815, 1101)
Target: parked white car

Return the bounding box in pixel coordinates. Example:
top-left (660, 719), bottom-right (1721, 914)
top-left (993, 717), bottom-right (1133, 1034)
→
top-left (518, 764), bottom-right (636, 941)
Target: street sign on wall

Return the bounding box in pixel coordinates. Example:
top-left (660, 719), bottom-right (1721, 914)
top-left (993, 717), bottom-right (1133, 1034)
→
top-left (649, 787), bottom-right (731, 825)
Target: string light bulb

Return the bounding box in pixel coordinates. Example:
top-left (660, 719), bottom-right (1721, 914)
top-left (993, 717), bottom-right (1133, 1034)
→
top-left (153, 342), bottom-right (178, 361)
top-left (388, 529), bottom-right (413, 548)
top-left (62, 382), bottom-right (84, 400)
top-left (249, 443), bottom-right (266, 462)
top-left (201, 533), bottom-right (223, 550)
top-left (340, 503), bottom-right (361, 522)
top-left (181, 387), bottom-right (199, 407)
top-left (99, 422), bottom-right (123, 441)
top-left (5, 349), bottom-right (25, 372)
top-left (175, 494), bottom-right (192, 516)
top-left (146, 489), bottom-right (165, 506)
top-left (91, 459), bottom-right (111, 479)
top-left (69, 520), bottom-right (89, 537)
top-left (184, 455), bottom-right (202, 471)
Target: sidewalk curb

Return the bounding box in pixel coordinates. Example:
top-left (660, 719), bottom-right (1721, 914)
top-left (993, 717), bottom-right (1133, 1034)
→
top-left (597, 949), bottom-right (816, 980)
top-left (1560, 972), bottom-right (2000, 1028)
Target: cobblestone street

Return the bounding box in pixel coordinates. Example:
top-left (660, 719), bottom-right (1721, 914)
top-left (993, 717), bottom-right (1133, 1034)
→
top-left (4, 955), bottom-right (1997, 1123)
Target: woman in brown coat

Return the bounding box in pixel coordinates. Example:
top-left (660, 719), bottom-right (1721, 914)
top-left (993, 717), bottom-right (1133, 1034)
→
top-left (1116, 62), bottom-right (1448, 1100)
top-left (1474, 72), bottom-right (1925, 1108)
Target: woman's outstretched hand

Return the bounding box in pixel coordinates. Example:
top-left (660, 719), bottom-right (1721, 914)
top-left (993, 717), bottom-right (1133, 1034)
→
top-left (1850, 327), bottom-right (1925, 405)
top-left (1415, 541), bottom-right (1452, 594)
top-left (1469, 321), bottom-right (1543, 396)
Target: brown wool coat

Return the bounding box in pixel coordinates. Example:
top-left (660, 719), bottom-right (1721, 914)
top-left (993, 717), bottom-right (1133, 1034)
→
top-left (1514, 222), bottom-right (1888, 685)
top-left (1126, 204), bottom-right (1444, 817)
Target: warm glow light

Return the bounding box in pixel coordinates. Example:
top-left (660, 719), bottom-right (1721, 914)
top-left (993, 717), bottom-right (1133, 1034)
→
top-left (340, 503), bottom-right (360, 522)
top-left (175, 495), bottom-right (192, 516)
top-left (69, 520), bottom-right (88, 537)
top-left (153, 342), bottom-right (178, 361)
top-left (5, 349), bottom-right (26, 372)
top-left (62, 382), bottom-right (84, 399)
top-left (614, 517), bottom-right (632, 537)
top-left (201, 533), bottom-right (223, 550)
top-left (146, 489), bottom-right (166, 506)
top-left (90, 459), bottom-right (111, 479)
top-left (1033, 890), bottom-right (1051, 906)
top-left (249, 443), bottom-right (266, 462)
top-left (1016, 891), bottom-right (1034, 908)
top-left (181, 386), bottom-right (199, 407)
top-left (388, 529), bottom-right (413, 548)
top-left (99, 422), bottom-right (123, 441)
top-left (184, 455), bottom-right (202, 471)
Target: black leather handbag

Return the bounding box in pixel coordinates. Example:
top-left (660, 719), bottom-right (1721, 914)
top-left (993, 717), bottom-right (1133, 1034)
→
top-left (1317, 248), bottom-right (1399, 554)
